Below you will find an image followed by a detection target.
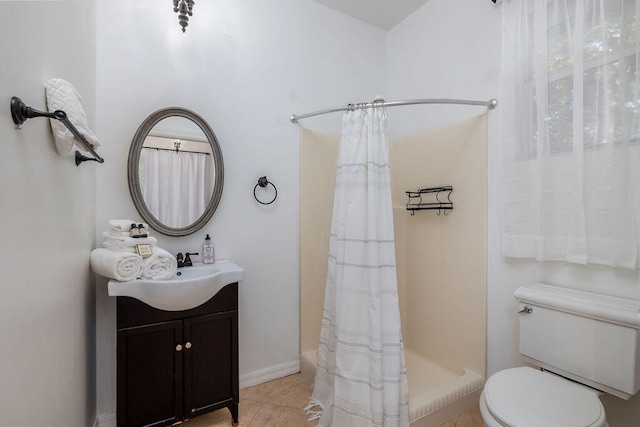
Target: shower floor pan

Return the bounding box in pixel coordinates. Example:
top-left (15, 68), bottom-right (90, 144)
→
top-left (300, 349), bottom-right (483, 427)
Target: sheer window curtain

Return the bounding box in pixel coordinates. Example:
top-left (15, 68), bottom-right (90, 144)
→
top-left (500, 0), bottom-right (640, 269)
top-left (139, 148), bottom-right (211, 228)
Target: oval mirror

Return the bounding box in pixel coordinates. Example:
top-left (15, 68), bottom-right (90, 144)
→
top-left (128, 107), bottom-right (224, 237)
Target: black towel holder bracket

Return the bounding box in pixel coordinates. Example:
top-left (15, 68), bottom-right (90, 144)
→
top-left (254, 176), bottom-right (278, 205)
top-left (406, 186), bottom-right (453, 216)
top-left (10, 96), bottom-right (104, 166)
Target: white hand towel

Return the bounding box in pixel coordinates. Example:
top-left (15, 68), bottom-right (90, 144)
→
top-left (45, 78), bottom-right (101, 155)
top-left (90, 248), bottom-right (143, 282)
top-left (109, 219), bottom-right (150, 232)
top-left (105, 230), bottom-right (132, 237)
top-left (141, 247), bottom-right (178, 281)
top-left (104, 231), bottom-right (155, 241)
top-left (102, 232), bottom-right (157, 251)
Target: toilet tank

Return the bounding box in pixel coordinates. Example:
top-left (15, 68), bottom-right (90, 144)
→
top-left (515, 283), bottom-right (640, 400)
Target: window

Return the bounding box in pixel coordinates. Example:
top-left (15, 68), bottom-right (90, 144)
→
top-left (527, 0), bottom-right (639, 156)
top-left (500, 0), bottom-right (640, 269)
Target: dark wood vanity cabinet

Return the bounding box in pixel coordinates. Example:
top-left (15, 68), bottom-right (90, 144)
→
top-left (117, 283), bottom-right (239, 427)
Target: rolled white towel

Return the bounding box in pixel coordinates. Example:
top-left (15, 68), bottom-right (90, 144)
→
top-left (109, 219), bottom-right (150, 232)
top-left (102, 232), bottom-right (158, 252)
top-left (90, 248), bottom-right (144, 282)
top-left (141, 247), bottom-right (178, 280)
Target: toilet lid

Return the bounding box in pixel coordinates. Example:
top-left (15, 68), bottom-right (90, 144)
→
top-left (484, 367), bottom-right (606, 427)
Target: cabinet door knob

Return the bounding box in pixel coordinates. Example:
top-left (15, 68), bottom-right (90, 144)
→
top-left (176, 344), bottom-right (183, 352)
top-left (185, 342), bottom-right (192, 349)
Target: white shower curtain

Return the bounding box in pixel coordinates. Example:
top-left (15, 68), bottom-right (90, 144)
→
top-left (307, 107), bottom-right (410, 427)
top-left (140, 148), bottom-right (210, 228)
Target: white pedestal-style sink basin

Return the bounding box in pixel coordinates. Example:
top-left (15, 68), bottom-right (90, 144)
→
top-left (108, 260), bottom-right (244, 311)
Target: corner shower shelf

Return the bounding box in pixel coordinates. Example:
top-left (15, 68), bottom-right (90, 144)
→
top-left (406, 186), bottom-right (453, 216)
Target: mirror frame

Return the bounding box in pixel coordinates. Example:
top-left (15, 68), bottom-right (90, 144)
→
top-left (127, 107), bottom-right (224, 237)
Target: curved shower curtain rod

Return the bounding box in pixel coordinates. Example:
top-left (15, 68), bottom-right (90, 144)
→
top-left (289, 97), bottom-right (498, 123)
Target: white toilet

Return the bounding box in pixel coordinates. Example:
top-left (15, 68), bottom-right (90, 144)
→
top-left (480, 283), bottom-right (640, 427)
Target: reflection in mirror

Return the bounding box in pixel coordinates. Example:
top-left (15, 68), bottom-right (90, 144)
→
top-left (139, 118), bottom-right (215, 228)
top-left (128, 108), bottom-right (224, 237)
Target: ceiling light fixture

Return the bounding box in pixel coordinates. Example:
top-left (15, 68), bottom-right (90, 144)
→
top-left (173, 0), bottom-right (195, 33)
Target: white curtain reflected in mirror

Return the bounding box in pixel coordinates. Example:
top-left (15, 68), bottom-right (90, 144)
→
top-left (139, 136), bottom-right (214, 228)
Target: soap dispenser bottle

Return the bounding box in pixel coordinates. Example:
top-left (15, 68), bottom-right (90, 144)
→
top-left (203, 234), bottom-right (215, 264)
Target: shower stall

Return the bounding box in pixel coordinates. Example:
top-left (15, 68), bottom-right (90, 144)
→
top-left (299, 113), bottom-right (488, 426)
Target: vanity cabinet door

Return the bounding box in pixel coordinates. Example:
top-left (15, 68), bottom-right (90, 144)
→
top-left (117, 320), bottom-right (184, 427)
top-left (116, 283), bottom-right (239, 426)
top-left (184, 310), bottom-right (239, 419)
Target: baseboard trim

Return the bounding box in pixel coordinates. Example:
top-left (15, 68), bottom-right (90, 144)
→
top-left (240, 360), bottom-right (300, 389)
top-left (95, 411), bottom-right (116, 427)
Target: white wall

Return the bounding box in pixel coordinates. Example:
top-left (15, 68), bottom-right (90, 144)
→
top-left (94, 0), bottom-right (387, 419)
top-left (387, 0), bottom-right (501, 139)
top-left (0, 1), bottom-right (97, 426)
top-left (389, 0), bottom-right (640, 424)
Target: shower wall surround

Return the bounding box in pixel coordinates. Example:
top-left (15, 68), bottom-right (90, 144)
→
top-left (389, 115), bottom-right (487, 378)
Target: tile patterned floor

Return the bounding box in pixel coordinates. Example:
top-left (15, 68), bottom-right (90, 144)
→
top-left (180, 373), bottom-right (485, 427)
top-left (438, 406), bottom-right (485, 427)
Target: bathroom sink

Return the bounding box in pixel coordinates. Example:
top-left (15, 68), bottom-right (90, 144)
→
top-left (107, 260), bottom-right (244, 311)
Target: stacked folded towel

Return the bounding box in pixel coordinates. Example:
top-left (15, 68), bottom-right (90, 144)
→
top-left (90, 219), bottom-right (177, 282)
top-left (102, 231), bottom-right (158, 253)
top-left (109, 219), bottom-right (149, 232)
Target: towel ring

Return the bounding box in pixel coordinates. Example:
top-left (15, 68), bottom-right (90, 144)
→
top-left (254, 176), bottom-right (277, 205)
